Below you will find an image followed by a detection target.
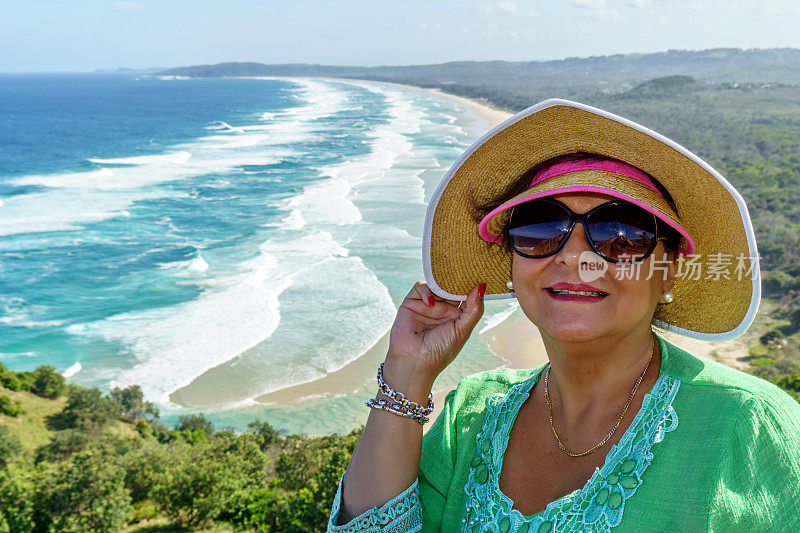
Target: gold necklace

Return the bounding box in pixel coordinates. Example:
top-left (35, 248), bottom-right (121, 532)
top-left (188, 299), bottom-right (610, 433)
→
top-left (543, 337), bottom-right (654, 457)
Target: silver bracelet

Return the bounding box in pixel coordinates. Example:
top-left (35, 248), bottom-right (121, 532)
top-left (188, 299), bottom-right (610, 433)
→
top-left (365, 397), bottom-right (430, 425)
top-left (377, 362), bottom-right (434, 416)
top-left (364, 363), bottom-right (434, 425)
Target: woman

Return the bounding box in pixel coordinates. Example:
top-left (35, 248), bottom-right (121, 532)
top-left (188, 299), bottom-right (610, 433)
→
top-left (327, 99), bottom-right (800, 531)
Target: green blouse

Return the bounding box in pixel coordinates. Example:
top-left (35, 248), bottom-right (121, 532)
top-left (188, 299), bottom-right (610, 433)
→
top-left (328, 334), bottom-right (800, 532)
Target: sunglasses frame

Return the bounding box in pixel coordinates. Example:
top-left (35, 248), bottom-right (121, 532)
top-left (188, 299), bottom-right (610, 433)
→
top-left (506, 197), bottom-right (673, 263)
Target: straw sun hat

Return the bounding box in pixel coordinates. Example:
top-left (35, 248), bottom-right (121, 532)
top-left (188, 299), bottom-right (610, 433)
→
top-left (422, 98), bottom-right (761, 342)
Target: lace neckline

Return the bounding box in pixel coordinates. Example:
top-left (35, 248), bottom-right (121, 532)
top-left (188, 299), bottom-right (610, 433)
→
top-left (461, 336), bottom-right (682, 531)
top-left (495, 368), bottom-right (670, 520)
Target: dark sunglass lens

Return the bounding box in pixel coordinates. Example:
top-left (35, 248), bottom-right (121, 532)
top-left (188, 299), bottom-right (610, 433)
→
top-left (588, 203), bottom-right (657, 261)
top-left (508, 201), bottom-right (572, 257)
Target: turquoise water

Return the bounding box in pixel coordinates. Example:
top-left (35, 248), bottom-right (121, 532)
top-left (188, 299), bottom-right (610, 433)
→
top-left (0, 73), bottom-right (517, 435)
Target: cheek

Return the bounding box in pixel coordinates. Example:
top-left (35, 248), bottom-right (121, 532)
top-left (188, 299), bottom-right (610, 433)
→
top-left (511, 254), bottom-right (548, 291)
top-left (605, 263), bottom-right (666, 305)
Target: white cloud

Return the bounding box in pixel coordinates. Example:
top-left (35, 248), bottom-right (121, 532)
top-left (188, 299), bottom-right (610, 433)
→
top-left (477, 2), bottom-right (523, 15)
top-left (573, 0), bottom-right (607, 8)
top-left (762, 0), bottom-right (800, 16)
top-left (114, 1), bottom-right (142, 9)
top-left (481, 22), bottom-right (499, 36)
top-left (498, 2), bottom-right (520, 14)
top-left (578, 0), bottom-right (729, 9)
top-left (572, 0), bottom-right (623, 19)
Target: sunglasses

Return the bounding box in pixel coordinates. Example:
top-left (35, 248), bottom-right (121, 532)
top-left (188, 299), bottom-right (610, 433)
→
top-left (506, 197), bottom-right (677, 263)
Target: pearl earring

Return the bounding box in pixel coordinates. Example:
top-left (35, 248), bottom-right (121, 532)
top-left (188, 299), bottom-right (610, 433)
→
top-left (661, 290), bottom-right (674, 303)
top-left (506, 280), bottom-right (514, 291)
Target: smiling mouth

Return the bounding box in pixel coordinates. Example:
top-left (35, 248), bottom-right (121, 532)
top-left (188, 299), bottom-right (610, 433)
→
top-left (546, 288), bottom-right (608, 297)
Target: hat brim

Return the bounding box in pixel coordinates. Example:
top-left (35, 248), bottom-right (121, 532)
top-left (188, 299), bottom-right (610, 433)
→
top-left (422, 99), bottom-right (761, 341)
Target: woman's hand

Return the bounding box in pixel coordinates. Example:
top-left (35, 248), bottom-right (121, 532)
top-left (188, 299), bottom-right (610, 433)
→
top-left (383, 281), bottom-right (486, 393)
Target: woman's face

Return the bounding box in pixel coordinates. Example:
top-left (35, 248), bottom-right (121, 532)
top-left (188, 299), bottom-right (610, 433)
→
top-left (511, 191), bottom-right (676, 344)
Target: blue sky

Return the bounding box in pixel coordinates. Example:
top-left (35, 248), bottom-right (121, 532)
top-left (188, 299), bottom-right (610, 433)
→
top-left (2, 0), bottom-right (800, 72)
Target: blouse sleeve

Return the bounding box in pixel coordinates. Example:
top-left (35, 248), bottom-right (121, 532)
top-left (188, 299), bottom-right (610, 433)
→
top-left (707, 391), bottom-right (800, 532)
top-left (326, 388), bottom-right (459, 532)
top-left (326, 473), bottom-right (422, 532)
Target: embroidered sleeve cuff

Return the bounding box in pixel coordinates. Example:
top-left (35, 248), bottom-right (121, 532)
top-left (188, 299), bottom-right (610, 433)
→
top-left (327, 473), bottom-right (422, 532)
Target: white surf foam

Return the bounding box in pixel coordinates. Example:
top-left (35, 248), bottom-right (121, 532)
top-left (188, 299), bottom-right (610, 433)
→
top-left (184, 252), bottom-right (398, 407)
top-left (278, 209), bottom-right (305, 230)
top-left (479, 301), bottom-right (520, 334)
top-left (158, 252), bottom-right (209, 274)
top-left (72, 263), bottom-right (291, 406)
top-left (0, 187), bottom-right (172, 237)
top-left (0, 296), bottom-right (64, 328)
top-left (204, 121), bottom-right (242, 133)
top-left (0, 314), bottom-right (65, 328)
top-left (0, 80), bottom-right (348, 238)
top-left (276, 80), bottom-right (425, 233)
top-left (87, 151), bottom-right (192, 166)
top-left (0, 351), bottom-right (37, 358)
top-left (187, 78), bottom-right (348, 152)
top-left (61, 361), bottom-right (82, 378)
top-left (69, 230), bottom-right (355, 405)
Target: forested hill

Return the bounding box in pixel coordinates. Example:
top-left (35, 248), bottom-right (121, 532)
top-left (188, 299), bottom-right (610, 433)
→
top-left (158, 47), bottom-right (800, 103)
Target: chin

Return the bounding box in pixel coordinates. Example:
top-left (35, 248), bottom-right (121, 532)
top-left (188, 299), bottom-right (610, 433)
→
top-left (544, 326), bottom-right (606, 344)
top-left (532, 317), bottom-right (609, 342)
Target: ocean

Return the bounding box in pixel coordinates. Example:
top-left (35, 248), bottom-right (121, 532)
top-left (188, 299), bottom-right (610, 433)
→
top-left (0, 73), bottom-right (518, 435)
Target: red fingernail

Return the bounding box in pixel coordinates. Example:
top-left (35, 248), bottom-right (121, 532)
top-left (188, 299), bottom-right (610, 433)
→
top-left (428, 295), bottom-right (434, 306)
top-left (478, 283), bottom-right (487, 298)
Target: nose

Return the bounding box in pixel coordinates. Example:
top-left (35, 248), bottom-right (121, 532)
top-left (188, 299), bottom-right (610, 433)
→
top-left (554, 222), bottom-right (595, 266)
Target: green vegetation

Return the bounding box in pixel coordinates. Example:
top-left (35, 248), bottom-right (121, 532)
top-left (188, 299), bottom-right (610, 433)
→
top-left (30, 366), bottom-right (66, 399)
top-left (1, 365), bottom-right (360, 532)
top-left (627, 75), bottom-right (700, 96)
top-left (0, 395), bottom-right (22, 417)
top-left (774, 373), bottom-right (800, 402)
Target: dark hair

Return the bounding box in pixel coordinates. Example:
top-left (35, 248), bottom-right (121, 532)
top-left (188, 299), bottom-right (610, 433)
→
top-left (472, 152), bottom-right (682, 257)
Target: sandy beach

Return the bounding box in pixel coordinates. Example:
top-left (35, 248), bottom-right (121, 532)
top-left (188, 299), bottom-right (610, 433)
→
top-left (329, 77), bottom-right (516, 128)
top-left (422, 87), bottom-right (514, 128)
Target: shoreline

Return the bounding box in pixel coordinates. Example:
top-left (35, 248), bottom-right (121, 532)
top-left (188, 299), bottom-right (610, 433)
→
top-left (320, 77), bottom-right (516, 129)
top-left (422, 87), bottom-right (514, 128)
top-left (237, 80), bottom-right (520, 413)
